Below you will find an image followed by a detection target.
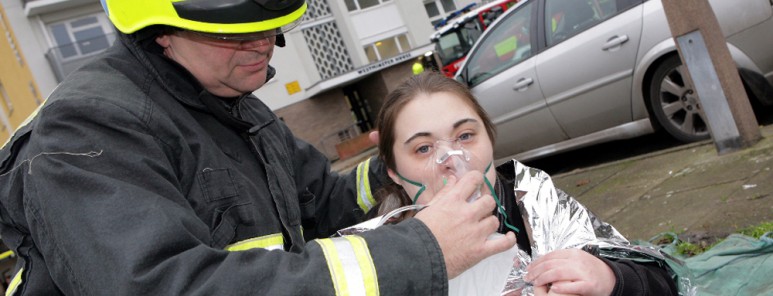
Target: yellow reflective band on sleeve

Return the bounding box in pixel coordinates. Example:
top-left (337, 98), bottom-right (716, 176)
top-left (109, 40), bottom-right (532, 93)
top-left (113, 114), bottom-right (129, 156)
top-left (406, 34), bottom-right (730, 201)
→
top-left (225, 233), bottom-right (284, 251)
top-left (0, 250), bottom-right (14, 261)
top-left (5, 268), bottom-right (23, 296)
top-left (316, 236), bottom-right (379, 296)
top-left (344, 236), bottom-right (379, 295)
top-left (356, 160), bottom-right (376, 213)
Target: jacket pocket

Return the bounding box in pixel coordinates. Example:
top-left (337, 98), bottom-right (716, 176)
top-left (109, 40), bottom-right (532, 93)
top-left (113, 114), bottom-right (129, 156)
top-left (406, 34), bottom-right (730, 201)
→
top-left (299, 188), bottom-right (317, 230)
top-left (209, 202), bottom-right (254, 248)
top-left (198, 168), bottom-right (238, 202)
top-left (197, 168), bottom-right (255, 248)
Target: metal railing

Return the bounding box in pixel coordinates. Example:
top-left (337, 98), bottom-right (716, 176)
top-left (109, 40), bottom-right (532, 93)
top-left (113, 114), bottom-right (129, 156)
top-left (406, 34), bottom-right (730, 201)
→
top-left (45, 33), bottom-right (117, 82)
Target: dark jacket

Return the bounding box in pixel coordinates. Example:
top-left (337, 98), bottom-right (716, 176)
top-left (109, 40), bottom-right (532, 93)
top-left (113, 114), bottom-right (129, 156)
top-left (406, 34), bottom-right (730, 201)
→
top-left (0, 32), bottom-right (446, 295)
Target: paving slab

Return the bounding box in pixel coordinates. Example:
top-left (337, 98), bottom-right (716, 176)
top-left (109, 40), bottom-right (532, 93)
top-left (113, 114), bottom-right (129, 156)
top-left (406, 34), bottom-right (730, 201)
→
top-left (653, 146), bottom-right (773, 196)
top-left (607, 182), bottom-right (741, 240)
top-left (731, 166), bottom-right (773, 202)
top-left (691, 193), bottom-right (773, 236)
top-left (554, 145), bottom-right (710, 219)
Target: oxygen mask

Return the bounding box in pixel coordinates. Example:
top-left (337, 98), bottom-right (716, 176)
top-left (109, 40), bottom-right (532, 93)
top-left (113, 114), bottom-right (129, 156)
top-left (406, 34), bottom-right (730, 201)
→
top-left (430, 138), bottom-right (483, 203)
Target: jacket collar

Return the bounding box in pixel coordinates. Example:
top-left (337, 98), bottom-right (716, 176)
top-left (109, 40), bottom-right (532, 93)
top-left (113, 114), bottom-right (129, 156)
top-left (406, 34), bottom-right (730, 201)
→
top-left (118, 31), bottom-right (278, 133)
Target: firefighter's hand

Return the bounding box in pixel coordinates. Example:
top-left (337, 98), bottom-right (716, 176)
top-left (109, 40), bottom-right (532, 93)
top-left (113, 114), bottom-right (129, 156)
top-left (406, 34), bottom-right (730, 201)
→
top-left (414, 171), bottom-right (517, 279)
top-left (526, 249), bottom-right (615, 296)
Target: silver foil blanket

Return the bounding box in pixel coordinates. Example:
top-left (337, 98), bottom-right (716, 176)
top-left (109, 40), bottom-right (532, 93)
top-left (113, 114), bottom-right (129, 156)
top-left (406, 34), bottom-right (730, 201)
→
top-left (502, 161), bottom-right (693, 295)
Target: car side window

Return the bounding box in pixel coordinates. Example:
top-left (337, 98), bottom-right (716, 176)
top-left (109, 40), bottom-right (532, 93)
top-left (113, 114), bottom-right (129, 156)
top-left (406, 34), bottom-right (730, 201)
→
top-left (545, 0), bottom-right (639, 47)
top-left (464, 1), bottom-right (534, 87)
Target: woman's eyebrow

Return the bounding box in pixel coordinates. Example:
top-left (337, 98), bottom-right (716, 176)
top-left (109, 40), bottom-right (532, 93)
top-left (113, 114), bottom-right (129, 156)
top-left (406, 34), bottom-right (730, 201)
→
top-left (453, 118), bottom-right (478, 129)
top-left (403, 119), bottom-right (479, 144)
top-left (404, 132), bottom-right (431, 145)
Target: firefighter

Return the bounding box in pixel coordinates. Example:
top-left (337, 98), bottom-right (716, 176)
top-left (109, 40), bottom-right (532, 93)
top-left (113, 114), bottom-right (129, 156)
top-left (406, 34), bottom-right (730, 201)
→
top-left (0, 0), bottom-right (515, 295)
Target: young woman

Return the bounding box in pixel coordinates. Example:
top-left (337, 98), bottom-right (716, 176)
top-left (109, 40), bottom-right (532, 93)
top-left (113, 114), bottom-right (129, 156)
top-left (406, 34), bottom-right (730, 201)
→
top-left (370, 71), bottom-right (680, 296)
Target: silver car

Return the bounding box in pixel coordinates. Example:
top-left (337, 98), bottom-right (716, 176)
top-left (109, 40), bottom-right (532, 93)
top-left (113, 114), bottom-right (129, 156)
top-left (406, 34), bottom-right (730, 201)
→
top-left (455, 0), bottom-right (773, 162)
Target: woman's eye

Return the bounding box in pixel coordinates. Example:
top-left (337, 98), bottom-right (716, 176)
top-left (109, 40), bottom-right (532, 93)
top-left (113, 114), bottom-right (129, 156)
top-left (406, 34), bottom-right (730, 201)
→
top-left (459, 132), bottom-right (474, 142)
top-left (416, 145), bottom-right (432, 154)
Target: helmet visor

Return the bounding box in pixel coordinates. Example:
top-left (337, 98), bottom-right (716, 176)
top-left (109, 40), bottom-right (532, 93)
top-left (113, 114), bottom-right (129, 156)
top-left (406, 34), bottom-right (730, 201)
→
top-left (186, 18), bottom-right (300, 41)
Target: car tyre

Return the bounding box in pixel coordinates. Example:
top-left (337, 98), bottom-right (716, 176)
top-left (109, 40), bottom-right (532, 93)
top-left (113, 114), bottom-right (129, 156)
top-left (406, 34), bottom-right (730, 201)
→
top-left (648, 55), bottom-right (711, 142)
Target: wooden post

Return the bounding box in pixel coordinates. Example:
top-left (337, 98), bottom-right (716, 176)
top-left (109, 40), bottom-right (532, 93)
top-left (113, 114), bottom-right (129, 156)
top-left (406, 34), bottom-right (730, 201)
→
top-left (661, 0), bottom-right (760, 154)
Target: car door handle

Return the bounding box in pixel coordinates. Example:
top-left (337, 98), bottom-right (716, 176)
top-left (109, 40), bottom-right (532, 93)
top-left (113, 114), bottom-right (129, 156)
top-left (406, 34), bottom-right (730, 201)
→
top-left (602, 35), bottom-right (629, 51)
top-left (512, 77), bottom-right (534, 92)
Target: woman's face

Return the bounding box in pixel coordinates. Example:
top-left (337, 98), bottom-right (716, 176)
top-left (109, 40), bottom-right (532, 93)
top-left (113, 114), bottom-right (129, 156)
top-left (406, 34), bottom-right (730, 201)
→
top-left (388, 91), bottom-right (495, 205)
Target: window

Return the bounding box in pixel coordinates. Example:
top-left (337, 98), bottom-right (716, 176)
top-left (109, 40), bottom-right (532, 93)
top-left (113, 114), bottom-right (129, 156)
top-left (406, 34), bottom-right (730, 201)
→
top-left (424, 2), bottom-right (440, 18)
top-left (47, 13), bottom-right (114, 60)
top-left (545, 0), bottom-right (639, 46)
top-left (464, 1), bottom-right (534, 86)
top-left (0, 11), bottom-right (23, 66)
top-left (363, 33), bottom-right (411, 63)
top-left (424, 0), bottom-right (458, 26)
top-left (0, 82), bottom-right (12, 115)
top-left (29, 82), bottom-right (42, 105)
top-left (397, 35), bottom-right (410, 52)
top-left (439, 0), bottom-right (456, 12)
top-left (0, 82), bottom-right (10, 133)
top-left (345, 0), bottom-right (390, 11)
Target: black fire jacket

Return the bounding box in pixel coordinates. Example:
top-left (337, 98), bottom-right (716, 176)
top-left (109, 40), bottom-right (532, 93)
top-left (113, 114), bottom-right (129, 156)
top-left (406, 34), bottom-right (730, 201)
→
top-left (0, 33), bottom-right (445, 295)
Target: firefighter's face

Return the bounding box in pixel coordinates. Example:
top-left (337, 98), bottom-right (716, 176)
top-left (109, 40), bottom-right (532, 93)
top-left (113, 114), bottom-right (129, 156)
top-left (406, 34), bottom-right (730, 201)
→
top-left (156, 31), bottom-right (276, 97)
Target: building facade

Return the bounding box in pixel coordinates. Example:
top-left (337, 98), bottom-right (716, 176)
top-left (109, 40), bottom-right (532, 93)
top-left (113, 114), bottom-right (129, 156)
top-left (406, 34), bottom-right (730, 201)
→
top-left (1, 0), bottom-right (477, 159)
top-left (0, 2), bottom-right (43, 144)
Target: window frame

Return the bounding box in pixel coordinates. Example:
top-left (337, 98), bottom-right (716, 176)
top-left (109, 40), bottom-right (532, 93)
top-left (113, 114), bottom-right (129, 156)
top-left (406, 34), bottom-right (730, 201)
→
top-left (45, 12), bottom-right (114, 61)
top-left (345, 0), bottom-right (392, 12)
top-left (363, 33), bottom-right (412, 63)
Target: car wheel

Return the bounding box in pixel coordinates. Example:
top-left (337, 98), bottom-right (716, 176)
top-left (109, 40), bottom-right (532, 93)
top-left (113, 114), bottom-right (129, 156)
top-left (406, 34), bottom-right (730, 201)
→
top-left (648, 55), bottom-right (711, 142)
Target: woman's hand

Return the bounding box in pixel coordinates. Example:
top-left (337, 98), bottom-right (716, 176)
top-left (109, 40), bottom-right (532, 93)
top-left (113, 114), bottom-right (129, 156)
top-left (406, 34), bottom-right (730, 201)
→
top-left (534, 285), bottom-right (579, 296)
top-left (525, 249), bottom-right (615, 296)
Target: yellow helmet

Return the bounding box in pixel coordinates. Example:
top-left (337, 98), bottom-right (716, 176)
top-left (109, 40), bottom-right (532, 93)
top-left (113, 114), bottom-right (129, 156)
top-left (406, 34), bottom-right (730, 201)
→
top-left (102, 0), bottom-right (306, 35)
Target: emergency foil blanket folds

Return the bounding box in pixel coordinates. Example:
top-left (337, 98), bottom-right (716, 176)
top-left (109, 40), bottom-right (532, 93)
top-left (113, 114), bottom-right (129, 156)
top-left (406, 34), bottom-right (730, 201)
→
top-left (504, 161), bottom-right (694, 296)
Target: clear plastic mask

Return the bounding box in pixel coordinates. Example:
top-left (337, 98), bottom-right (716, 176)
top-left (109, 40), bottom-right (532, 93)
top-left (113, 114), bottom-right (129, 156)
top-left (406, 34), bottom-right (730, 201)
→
top-left (430, 139), bottom-right (483, 203)
top-left (397, 138), bottom-right (487, 204)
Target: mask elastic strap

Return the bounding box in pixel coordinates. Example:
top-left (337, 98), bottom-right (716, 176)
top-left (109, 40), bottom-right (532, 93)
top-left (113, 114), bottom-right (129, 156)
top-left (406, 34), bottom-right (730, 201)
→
top-left (397, 172), bottom-right (426, 204)
top-left (483, 162), bottom-right (520, 233)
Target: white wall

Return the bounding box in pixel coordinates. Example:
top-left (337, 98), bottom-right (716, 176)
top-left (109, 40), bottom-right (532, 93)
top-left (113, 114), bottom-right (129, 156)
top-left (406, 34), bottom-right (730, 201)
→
top-left (350, 3), bottom-right (404, 44)
top-left (397, 0), bottom-right (436, 47)
top-left (255, 29), bottom-right (317, 110)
